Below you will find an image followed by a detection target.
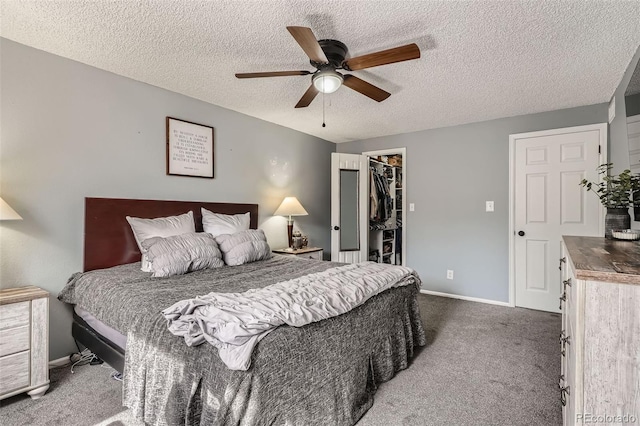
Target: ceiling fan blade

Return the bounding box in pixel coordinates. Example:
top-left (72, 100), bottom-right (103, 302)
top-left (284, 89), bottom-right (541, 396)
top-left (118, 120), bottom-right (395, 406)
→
top-left (295, 84), bottom-right (319, 108)
top-left (343, 43), bottom-right (420, 71)
top-left (235, 70), bottom-right (311, 79)
top-left (286, 26), bottom-right (329, 64)
top-left (342, 75), bottom-right (391, 102)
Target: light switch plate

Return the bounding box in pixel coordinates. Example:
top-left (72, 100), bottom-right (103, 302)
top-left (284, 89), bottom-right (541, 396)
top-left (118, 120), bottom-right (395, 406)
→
top-left (486, 201), bottom-right (494, 212)
top-left (409, 203), bottom-right (415, 212)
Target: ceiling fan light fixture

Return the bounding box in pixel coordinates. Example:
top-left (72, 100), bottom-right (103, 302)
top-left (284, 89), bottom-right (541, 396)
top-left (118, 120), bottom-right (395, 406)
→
top-left (312, 70), bottom-right (343, 94)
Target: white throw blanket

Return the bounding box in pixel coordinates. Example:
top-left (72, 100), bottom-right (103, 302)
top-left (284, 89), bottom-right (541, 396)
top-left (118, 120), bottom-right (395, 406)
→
top-left (161, 261), bottom-right (418, 370)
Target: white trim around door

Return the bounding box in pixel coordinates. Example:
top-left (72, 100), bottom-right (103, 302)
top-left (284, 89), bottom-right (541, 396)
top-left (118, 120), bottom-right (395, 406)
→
top-left (508, 123), bottom-right (607, 307)
top-left (363, 147), bottom-right (407, 266)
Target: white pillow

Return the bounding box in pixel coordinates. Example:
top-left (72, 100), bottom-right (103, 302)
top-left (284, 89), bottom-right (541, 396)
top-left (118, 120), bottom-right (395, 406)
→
top-left (214, 229), bottom-right (272, 266)
top-left (126, 211), bottom-right (195, 272)
top-left (201, 208), bottom-right (250, 237)
top-left (141, 232), bottom-right (224, 278)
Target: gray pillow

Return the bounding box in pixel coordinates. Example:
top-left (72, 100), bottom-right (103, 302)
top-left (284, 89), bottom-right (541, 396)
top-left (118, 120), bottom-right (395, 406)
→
top-left (201, 208), bottom-right (250, 237)
top-left (214, 229), bottom-right (272, 266)
top-left (126, 211), bottom-right (195, 272)
top-left (142, 232), bottom-right (224, 278)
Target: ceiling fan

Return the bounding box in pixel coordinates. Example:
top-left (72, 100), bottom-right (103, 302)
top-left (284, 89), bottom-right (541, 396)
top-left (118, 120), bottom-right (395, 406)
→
top-left (235, 26), bottom-right (421, 108)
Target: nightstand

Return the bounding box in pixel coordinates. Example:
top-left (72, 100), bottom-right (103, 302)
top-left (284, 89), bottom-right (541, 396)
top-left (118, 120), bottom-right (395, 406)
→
top-left (0, 286), bottom-right (50, 400)
top-left (273, 247), bottom-right (323, 260)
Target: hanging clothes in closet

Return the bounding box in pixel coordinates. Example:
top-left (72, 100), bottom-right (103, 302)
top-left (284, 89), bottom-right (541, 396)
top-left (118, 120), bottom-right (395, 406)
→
top-left (369, 165), bottom-right (393, 225)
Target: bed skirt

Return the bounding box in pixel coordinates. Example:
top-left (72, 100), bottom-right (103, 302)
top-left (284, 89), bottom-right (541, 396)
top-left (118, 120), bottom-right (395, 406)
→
top-left (123, 283), bottom-right (425, 426)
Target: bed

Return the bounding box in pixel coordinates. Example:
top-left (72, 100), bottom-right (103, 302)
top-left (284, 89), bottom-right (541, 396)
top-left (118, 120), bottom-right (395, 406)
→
top-left (59, 197), bottom-right (426, 425)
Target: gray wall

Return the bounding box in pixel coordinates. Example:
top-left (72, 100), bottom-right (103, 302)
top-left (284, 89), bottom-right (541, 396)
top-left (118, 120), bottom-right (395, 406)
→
top-left (338, 104), bottom-right (608, 302)
top-left (0, 39), bottom-right (334, 360)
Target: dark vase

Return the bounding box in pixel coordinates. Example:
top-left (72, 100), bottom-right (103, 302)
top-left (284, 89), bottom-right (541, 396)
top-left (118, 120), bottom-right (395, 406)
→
top-left (605, 207), bottom-right (631, 239)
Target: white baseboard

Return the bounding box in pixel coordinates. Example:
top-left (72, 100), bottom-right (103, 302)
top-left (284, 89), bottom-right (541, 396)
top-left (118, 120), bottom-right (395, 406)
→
top-left (49, 356), bottom-right (71, 368)
top-left (419, 289), bottom-right (512, 307)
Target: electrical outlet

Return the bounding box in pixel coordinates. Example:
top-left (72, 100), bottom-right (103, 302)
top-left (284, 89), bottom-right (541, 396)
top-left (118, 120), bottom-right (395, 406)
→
top-left (446, 270), bottom-right (454, 280)
top-left (409, 203), bottom-right (415, 212)
top-left (486, 201), bottom-right (494, 212)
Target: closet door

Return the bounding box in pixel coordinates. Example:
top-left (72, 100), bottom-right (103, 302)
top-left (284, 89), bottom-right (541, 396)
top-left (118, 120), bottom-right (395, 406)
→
top-left (331, 153), bottom-right (368, 263)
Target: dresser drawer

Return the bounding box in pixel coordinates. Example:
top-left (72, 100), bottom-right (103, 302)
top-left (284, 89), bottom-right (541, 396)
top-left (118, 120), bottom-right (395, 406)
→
top-left (0, 302), bottom-right (30, 330)
top-left (0, 351), bottom-right (30, 395)
top-left (0, 325), bottom-right (30, 357)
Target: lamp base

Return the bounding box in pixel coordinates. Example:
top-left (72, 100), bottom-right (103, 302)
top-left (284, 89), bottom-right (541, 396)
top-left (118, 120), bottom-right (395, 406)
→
top-left (287, 219), bottom-right (294, 248)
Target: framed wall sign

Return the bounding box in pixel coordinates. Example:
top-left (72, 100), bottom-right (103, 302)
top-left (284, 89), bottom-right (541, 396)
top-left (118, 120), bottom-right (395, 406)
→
top-left (166, 117), bottom-right (214, 178)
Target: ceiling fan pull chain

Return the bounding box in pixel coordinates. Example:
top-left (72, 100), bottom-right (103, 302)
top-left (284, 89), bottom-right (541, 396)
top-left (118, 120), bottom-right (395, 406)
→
top-left (322, 78), bottom-right (326, 128)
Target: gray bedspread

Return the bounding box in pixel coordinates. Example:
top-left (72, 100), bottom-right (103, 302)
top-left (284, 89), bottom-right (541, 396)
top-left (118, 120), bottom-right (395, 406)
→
top-left (59, 255), bottom-right (426, 426)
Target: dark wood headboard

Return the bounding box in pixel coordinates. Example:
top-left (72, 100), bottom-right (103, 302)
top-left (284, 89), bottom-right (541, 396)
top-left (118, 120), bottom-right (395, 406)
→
top-left (84, 197), bottom-right (259, 272)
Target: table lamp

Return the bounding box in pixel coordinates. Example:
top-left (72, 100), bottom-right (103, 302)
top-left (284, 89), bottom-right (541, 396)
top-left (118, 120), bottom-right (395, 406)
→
top-left (274, 196), bottom-right (308, 249)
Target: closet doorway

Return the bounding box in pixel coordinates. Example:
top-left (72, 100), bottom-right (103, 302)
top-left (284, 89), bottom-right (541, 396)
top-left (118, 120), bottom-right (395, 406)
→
top-left (364, 148), bottom-right (406, 266)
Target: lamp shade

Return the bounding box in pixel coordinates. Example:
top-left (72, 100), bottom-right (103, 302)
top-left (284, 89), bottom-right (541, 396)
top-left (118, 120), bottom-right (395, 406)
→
top-left (274, 197), bottom-right (308, 217)
top-left (0, 197), bottom-right (22, 220)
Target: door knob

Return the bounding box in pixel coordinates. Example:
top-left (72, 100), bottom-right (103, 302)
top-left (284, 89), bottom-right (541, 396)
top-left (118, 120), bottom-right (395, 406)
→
top-left (518, 231), bottom-right (525, 236)
top-left (333, 226), bottom-right (340, 230)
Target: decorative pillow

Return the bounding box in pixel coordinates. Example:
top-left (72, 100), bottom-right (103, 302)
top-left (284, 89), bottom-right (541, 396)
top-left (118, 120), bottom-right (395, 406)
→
top-left (201, 208), bottom-right (250, 237)
top-left (141, 232), bottom-right (224, 278)
top-left (126, 211), bottom-right (195, 272)
top-left (214, 229), bottom-right (272, 266)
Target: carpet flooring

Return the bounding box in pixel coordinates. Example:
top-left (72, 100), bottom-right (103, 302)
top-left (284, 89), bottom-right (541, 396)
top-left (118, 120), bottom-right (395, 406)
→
top-left (0, 294), bottom-right (562, 426)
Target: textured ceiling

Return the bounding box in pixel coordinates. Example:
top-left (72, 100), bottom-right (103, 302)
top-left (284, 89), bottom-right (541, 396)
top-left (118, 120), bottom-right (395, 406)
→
top-left (2, 1), bottom-right (640, 143)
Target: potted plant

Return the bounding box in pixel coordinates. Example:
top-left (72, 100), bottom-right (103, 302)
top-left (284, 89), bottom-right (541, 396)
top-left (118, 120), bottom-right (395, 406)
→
top-left (580, 163), bottom-right (640, 238)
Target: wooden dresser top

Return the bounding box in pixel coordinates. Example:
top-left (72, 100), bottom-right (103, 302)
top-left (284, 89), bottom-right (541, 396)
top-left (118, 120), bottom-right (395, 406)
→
top-left (0, 286), bottom-right (49, 305)
top-left (563, 236), bottom-right (640, 286)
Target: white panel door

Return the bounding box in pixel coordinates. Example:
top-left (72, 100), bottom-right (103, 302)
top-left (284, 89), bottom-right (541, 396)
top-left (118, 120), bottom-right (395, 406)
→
top-left (331, 153), bottom-right (368, 263)
top-left (513, 125), bottom-right (604, 312)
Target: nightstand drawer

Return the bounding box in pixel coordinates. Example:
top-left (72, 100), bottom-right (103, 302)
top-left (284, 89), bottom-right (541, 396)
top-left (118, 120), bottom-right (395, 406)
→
top-left (301, 251), bottom-right (322, 260)
top-left (272, 248), bottom-right (323, 260)
top-left (0, 325), bottom-right (30, 357)
top-left (0, 302), bottom-right (30, 330)
top-left (0, 287), bottom-right (49, 400)
top-left (0, 351), bottom-right (30, 395)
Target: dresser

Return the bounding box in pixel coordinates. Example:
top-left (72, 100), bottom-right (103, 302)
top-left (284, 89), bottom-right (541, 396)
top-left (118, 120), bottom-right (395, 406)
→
top-left (272, 247), bottom-right (323, 260)
top-left (0, 286), bottom-right (50, 400)
top-left (560, 236), bottom-right (640, 425)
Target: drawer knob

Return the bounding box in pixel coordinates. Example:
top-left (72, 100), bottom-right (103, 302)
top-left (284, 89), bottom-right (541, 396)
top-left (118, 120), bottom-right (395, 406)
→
top-left (560, 385), bottom-right (570, 406)
top-left (558, 374), bottom-right (570, 406)
top-left (560, 331), bottom-right (571, 356)
top-left (558, 374), bottom-right (565, 389)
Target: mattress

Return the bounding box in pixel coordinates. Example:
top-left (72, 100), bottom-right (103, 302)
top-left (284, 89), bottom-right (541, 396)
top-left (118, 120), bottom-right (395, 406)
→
top-left (74, 305), bottom-right (126, 350)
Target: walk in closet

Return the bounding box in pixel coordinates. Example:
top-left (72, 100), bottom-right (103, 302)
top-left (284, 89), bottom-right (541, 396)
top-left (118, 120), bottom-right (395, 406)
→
top-left (368, 155), bottom-right (402, 265)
